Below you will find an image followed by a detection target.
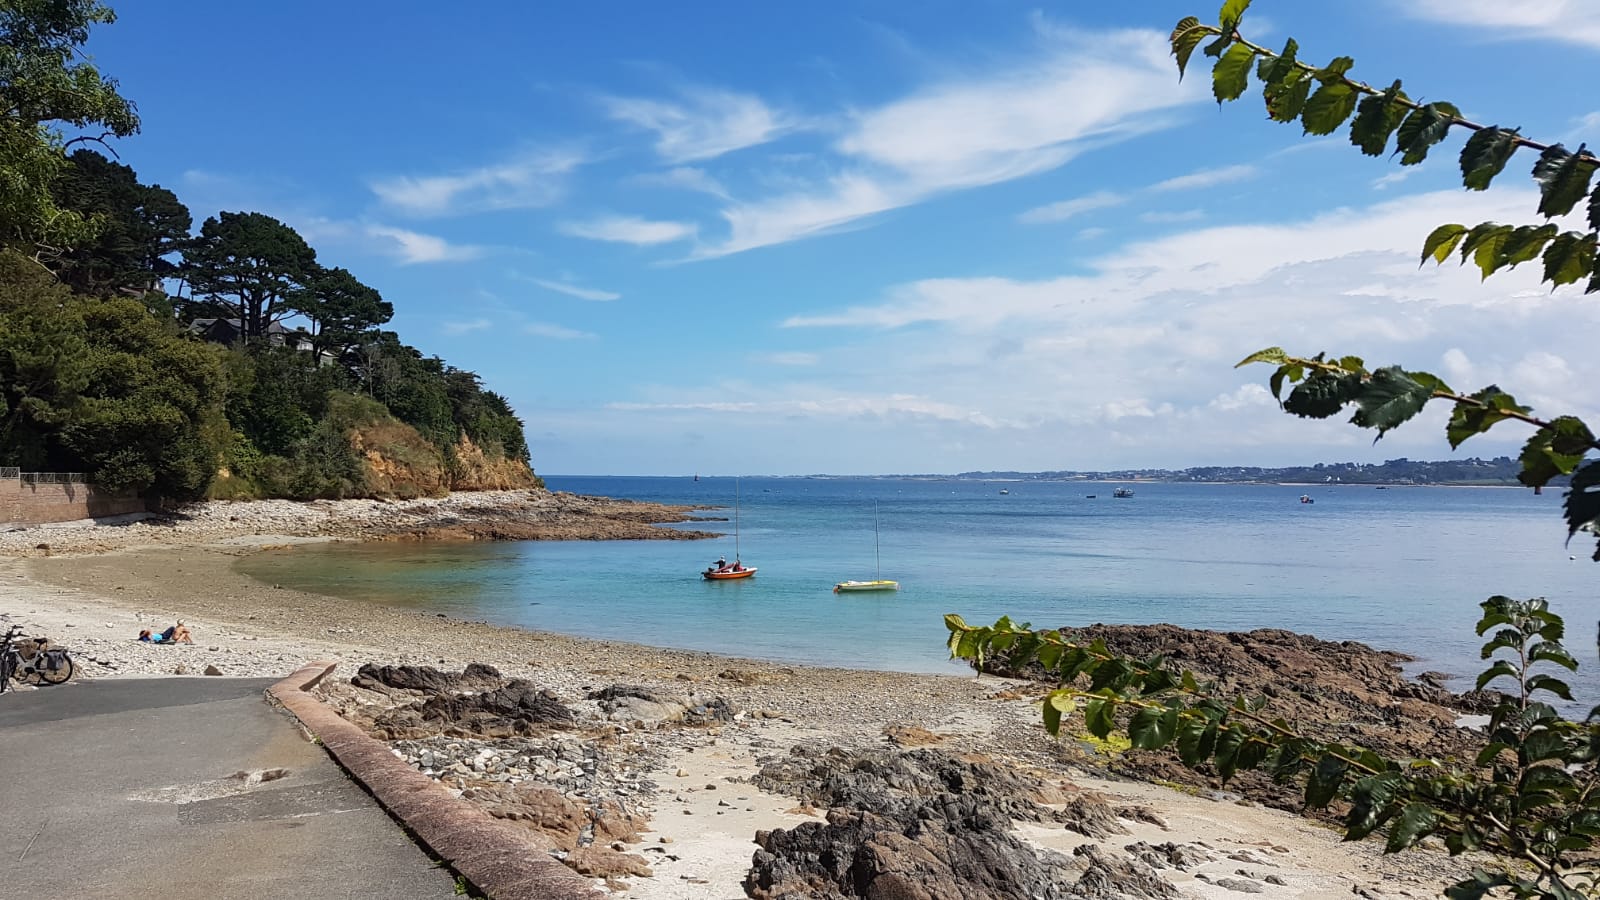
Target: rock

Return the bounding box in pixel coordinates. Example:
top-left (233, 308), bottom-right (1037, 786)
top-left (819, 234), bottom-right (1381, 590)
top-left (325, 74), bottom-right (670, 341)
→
top-left (173, 664), bottom-right (188, 675)
top-left (350, 662), bottom-right (503, 693)
top-left (1215, 877), bottom-right (1266, 893)
top-left (883, 724), bottom-right (946, 747)
top-left (368, 678), bottom-right (574, 740)
top-left (589, 684), bottom-right (688, 724)
top-left (563, 846), bottom-right (653, 879)
top-left (1071, 844), bottom-right (1181, 899)
top-left (204, 665), bottom-right (223, 676)
top-left (1125, 841), bottom-right (1211, 871)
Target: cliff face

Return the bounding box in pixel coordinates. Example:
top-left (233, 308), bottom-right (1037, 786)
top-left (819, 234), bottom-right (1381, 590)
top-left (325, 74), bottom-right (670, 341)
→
top-left (350, 425), bottom-right (541, 499)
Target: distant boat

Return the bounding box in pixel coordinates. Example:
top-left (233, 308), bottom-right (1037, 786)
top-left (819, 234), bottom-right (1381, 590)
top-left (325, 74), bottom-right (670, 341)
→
top-left (704, 479), bottom-right (756, 580)
top-left (835, 500), bottom-right (898, 593)
top-left (998, 489), bottom-right (1010, 495)
top-left (1113, 487), bottom-right (1134, 498)
top-left (1300, 494), bottom-right (1315, 504)
top-left (1085, 494), bottom-right (1097, 499)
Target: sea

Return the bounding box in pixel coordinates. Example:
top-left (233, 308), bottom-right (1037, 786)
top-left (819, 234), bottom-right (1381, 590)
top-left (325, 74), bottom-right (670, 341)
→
top-left (237, 476), bottom-right (1600, 698)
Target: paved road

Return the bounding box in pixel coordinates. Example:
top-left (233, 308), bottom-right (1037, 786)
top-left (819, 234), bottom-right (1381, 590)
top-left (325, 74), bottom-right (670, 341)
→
top-left (0, 677), bottom-right (459, 899)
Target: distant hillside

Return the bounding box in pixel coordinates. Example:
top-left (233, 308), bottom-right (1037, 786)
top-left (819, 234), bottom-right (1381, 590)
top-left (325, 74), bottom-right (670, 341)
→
top-left (953, 457), bottom-right (1539, 486)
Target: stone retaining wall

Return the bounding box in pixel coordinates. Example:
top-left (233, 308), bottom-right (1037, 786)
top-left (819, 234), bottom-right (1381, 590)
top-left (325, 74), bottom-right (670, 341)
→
top-left (0, 479), bottom-right (146, 525)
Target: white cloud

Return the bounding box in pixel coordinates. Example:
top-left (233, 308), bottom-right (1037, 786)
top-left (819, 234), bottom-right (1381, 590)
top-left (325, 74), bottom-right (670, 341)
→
top-left (442, 318), bottom-right (492, 335)
top-left (1140, 209), bottom-right (1206, 223)
top-left (1406, 0), bottom-right (1600, 49)
top-left (633, 166), bottom-right (731, 199)
top-left (370, 149), bottom-right (585, 217)
top-left (1372, 171), bottom-right (1413, 191)
top-left (690, 27), bottom-right (1203, 258)
top-left (1018, 190), bottom-right (1127, 224)
top-left (364, 225), bottom-right (483, 264)
top-left (1078, 226), bottom-right (1108, 239)
top-left (1149, 164), bottom-right (1257, 192)
top-left (525, 321), bottom-right (596, 340)
top-left (559, 215), bottom-right (698, 246)
top-left (528, 278), bottom-right (621, 302)
top-left (603, 88), bottom-right (792, 162)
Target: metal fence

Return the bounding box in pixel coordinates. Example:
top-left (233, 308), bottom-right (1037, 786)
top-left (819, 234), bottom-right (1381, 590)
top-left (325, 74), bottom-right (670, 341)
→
top-left (19, 472), bottom-right (87, 484)
top-left (0, 467), bottom-right (17, 479)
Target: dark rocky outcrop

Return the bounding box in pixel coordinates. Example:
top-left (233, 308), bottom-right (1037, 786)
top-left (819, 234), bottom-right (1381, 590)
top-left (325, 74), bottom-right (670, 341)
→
top-left (982, 624), bottom-right (1492, 811)
top-left (745, 746), bottom-right (1170, 900)
top-left (347, 664), bottom-right (576, 739)
top-left (351, 662), bottom-right (504, 694)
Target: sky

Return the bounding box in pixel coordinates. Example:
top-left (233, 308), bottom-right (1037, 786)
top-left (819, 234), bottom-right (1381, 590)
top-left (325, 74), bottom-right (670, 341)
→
top-left (79, 0), bottom-right (1600, 475)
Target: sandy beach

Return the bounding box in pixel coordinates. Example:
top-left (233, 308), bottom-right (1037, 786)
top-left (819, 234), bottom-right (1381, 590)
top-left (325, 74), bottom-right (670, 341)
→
top-left (0, 494), bottom-right (1477, 899)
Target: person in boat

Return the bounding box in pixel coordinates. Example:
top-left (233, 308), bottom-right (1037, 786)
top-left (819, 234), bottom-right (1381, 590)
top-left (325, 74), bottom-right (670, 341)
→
top-left (715, 556), bottom-right (728, 572)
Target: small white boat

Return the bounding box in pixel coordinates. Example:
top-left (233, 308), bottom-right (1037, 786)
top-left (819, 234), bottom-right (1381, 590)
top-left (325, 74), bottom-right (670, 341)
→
top-left (834, 579), bottom-right (899, 593)
top-left (1113, 487), bottom-right (1134, 498)
top-left (998, 489), bottom-right (1009, 494)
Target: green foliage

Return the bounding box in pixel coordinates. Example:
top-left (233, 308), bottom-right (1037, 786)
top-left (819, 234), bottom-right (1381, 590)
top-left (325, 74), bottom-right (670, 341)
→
top-left (182, 212), bottom-right (317, 343)
top-left (0, 1), bottom-right (138, 251)
top-left (51, 149), bottom-right (190, 295)
top-left (947, 601), bottom-right (1600, 898)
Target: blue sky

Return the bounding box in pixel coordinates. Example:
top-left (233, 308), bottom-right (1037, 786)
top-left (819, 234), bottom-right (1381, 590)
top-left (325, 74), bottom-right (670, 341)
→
top-left (83, 1), bottom-right (1600, 475)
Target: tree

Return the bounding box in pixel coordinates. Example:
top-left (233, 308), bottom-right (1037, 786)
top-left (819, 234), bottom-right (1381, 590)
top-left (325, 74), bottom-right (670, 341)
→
top-left (182, 211), bottom-right (317, 342)
top-left (0, 0), bottom-right (139, 253)
top-left (952, 4), bottom-right (1600, 898)
top-left (51, 149), bottom-right (191, 295)
top-left (296, 265), bottom-right (392, 360)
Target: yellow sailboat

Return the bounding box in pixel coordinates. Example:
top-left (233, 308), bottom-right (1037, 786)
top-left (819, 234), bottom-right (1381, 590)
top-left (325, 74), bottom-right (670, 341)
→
top-left (834, 500), bottom-right (898, 593)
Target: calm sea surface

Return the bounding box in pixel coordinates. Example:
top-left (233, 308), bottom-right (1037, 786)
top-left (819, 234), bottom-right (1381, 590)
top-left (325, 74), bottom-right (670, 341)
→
top-left (238, 477), bottom-right (1599, 695)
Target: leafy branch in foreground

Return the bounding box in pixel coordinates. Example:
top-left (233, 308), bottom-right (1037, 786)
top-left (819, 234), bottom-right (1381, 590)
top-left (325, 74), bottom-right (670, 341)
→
top-left (1232, 348), bottom-right (1600, 560)
top-left (947, 599), bottom-right (1600, 899)
top-left (1173, 0), bottom-right (1600, 292)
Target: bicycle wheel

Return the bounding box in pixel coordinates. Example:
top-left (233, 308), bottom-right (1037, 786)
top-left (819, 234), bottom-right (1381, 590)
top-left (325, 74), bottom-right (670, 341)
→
top-left (36, 651), bottom-right (73, 685)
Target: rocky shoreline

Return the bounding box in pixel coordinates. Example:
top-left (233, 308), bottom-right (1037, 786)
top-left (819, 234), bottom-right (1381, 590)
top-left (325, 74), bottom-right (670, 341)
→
top-left (0, 496), bottom-right (1488, 898)
top-left (0, 488), bottom-right (716, 557)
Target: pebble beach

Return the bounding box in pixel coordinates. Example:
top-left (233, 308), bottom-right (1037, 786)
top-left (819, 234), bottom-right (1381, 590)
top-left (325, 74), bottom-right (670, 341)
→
top-left (0, 491), bottom-right (1477, 899)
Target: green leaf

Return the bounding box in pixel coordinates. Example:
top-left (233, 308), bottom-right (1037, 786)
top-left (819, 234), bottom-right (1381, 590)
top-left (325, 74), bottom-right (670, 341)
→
top-left (1301, 82), bottom-right (1356, 136)
top-left (1235, 346), bottom-right (1288, 367)
top-left (1395, 102), bottom-right (1460, 166)
top-left (1349, 366), bottom-right (1434, 437)
top-left (1565, 460), bottom-right (1600, 543)
top-left (1255, 38), bottom-right (1298, 86)
top-left (1315, 56), bottom-right (1354, 83)
top-left (1530, 639), bottom-right (1581, 672)
top-left (1350, 81), bottom-right (1407, 156)
top-left (1444, 872), bottom-right (1513, 900)
top-left (1264, 70), bottom-right (1311, 123)
top-left (1170, 17), bottom-right (1211, 81)
top-left (1446, 386), bottom-right (1531, 449)
top-left (1420, 224), bottom-right (1467, 266)
top-left (1084, 697), bottom-right (1116, 740)
top-left (1457, 221), bottom-right (1508, 263)
top-left (1213, 725), bottom-right (1247, 782)
top-left (1176, 716), bottom-right (1218, 767)
top-left (1588, 180), bottom-right (1600, 232)
top-left (1042, 692), bottom-right (1066, 736)
top-left (1525, 673), bottom-right (1574, 701)
top-left (1542, 231), bottom-right (1597, 287)
top-left (1468, 224), bottom-right (1514, 280)
top-left (1475, 659), bottom-right (1518, 691)
top-left (1533, 143), bottom-right (1596, 218)
top-left (1384, 803), bottom-right (1438, 853)
top-left (1212, 43), bottom-right (1255, 104)
top-left (1283, 370), bottom-right (1362, 419)
top-left (1519, 417), bottom-right (1595, 489)
top-left (1305, 754), bottom-right (1348, 808)
top-left (1344, 772), bottom-right (1402, 840)
top-left (1128, 705), bottom-right (1174, 750)
top-left (1459, 126), bottom-right (1521, 191)
top-left (1497, 223), bottom-right (1558, 270)
top-left (1218, 0), bottom-right (1252, 26)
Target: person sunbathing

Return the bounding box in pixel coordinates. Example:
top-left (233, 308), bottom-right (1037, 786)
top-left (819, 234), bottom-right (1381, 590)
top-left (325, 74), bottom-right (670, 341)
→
top-left (138, 622), bottom-right (193, 644)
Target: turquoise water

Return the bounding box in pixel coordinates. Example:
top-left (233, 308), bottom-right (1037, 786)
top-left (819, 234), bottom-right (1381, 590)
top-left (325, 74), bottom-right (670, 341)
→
top-left (238, 477), bottom-right (1598, 693)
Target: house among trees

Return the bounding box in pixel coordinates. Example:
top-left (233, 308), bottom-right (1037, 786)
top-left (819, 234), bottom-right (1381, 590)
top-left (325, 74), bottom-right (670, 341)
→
top-left (186, 317), bottom-right (314, 352)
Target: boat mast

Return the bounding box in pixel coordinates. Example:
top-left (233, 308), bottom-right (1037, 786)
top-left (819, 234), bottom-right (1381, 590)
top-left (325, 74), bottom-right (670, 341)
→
top-left (734, 477), bottom-right (741, 562)
top-left (874, 499), bottom-right (881, 579)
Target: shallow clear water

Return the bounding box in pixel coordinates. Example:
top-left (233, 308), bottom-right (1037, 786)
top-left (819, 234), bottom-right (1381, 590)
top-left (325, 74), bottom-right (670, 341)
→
top-left (238, 477), bottom-right (1599, 694)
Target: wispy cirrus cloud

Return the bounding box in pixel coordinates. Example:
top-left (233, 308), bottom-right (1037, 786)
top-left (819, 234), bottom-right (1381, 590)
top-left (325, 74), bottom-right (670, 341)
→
top-left (689, 27), bottom-right (1203, 259)
top-left (365, 225), bottom-right (484, 264)
top-left (1017, 190), bottom-right (1127, 224)
top-left (527, 277), bottom-right (621, 302)
top-left (1405, 0), bottom-right (1600, 50)
top-left (559, 215), bottom-right (698, 246)
top-left (1149, 164), bottom-right (1257, 192)
top-left (370, 149), bottom-right (587, 217)
top-left (525, 321), bottom-right (597, 340)
top-left (603, 87), bottom-right (793, 162)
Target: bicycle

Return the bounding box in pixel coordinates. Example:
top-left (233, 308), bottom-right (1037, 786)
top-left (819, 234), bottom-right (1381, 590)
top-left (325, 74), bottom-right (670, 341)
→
top-left (0, 625), bottom-right (75, 692)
